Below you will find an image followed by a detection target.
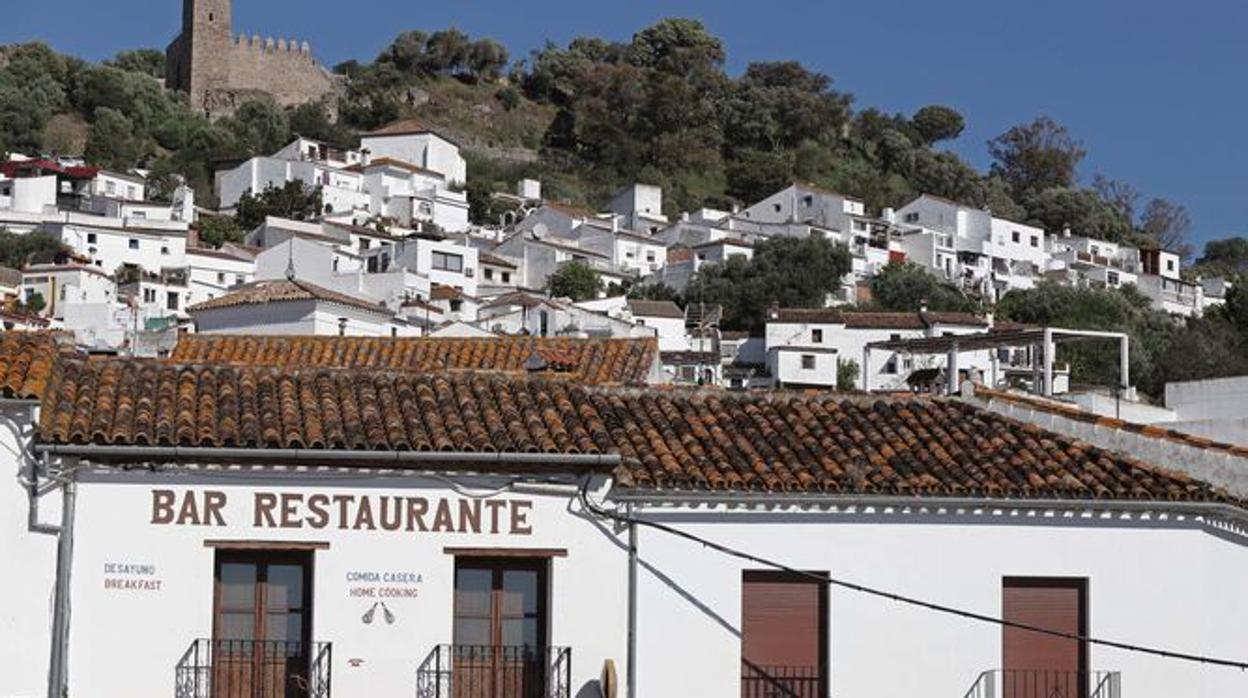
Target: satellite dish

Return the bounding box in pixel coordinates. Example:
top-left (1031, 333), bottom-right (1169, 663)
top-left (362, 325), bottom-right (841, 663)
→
top-left (533, 223), bottom-right (548, 239)
top-left (600, 659), bottom-right (618, 698)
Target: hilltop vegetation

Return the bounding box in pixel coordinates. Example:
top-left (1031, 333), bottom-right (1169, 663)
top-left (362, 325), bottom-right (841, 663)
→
top-left (3, 22), bottom-right (1248, 397)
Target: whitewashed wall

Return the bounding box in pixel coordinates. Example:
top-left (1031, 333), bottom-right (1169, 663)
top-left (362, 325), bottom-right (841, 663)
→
top-left (63, 473), bottom-right (626, 698)
top-left (630, 507), bottom-right (1248, 698)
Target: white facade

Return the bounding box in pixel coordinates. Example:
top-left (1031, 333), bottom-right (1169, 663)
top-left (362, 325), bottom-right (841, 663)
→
top-left (0, 174), bottom-right (58, 213)
top-left (216, 156), bottom-right (370, 215)
top-left (186, 248), bottom-right (256, 307)
top-left (21, 264), bottom-right (116, 321)
top-left (739, 184), bottom-right (866, 232)
top-left (50, 216), bottom-right (190, 277)
top-left (359, 162), bottom-right (470, 233)
top-left (90, 171), bottom-right (146, 202)
top-left (359, 131), bottom-right (466, 186)
top-left (1165, 375), bottom-right (1248, 445)
top-left (191, 298), bottom-right (398, 337)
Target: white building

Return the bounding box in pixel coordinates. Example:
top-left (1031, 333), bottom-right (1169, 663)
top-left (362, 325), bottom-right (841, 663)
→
top-left (5, 333), bottom-right (1248, 698)
top-left (576, 224), bottom-right (667, 278)
top-left (188, 278), bottom-right (406, 337)
top-left (1047, 234), bottom-right (1141, 290)
top-left (20, 262), bottom-right (116, 321)
top-left (359, 118), bottom-right (467, 186)
top-left (216, 154), bottom-right (370, 215)
top-left (606, 183), bottom-right (668, 235)
top-left (186, 246), bottom-right (257, 307)
top-left (765, 307), bottom-right (992, 390)
top-left (353, 158), bottom-right (470, 232)
top-left (894, 194), bottom-right (1048, 302)
top-left (46, 213), bottom-right (191, 277)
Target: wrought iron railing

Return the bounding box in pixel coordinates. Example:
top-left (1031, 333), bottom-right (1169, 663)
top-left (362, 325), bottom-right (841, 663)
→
top-left (416, 645), bottom-right (571, 698)
top-left (962, 669), bottom-right (1121, 698)
top-left (174, 638), bottom-right (332, 698)
top-left (741, 661), bottom-right (823, 698)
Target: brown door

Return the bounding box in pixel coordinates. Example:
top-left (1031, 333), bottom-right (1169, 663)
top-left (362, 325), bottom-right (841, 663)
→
top-left (741, 571), bottom-right (827, 698)
top-left (1002, 577), bottom-right (1087, 698)
top-left (453, 558), bottom-right (547, 698)
top-left (213, 551), bottom-right (313, 698)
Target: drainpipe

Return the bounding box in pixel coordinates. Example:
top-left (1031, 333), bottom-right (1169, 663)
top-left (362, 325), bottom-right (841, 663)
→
top-left (626, 504), bottom-right (638, 698)
top-left (47, 469), bottom-right (76, 698)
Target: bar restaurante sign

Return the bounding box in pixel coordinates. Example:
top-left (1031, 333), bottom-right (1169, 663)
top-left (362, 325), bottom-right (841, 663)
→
top-left (150, 489), bottom-right (535, 535)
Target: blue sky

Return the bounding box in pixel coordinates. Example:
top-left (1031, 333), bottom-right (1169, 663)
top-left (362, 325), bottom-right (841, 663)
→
top-left (5, 0), bottom-right (1244, 249)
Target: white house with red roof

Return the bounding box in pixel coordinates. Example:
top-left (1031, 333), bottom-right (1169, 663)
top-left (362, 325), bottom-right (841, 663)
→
top-left (359, 118), bottom-right (466, 186)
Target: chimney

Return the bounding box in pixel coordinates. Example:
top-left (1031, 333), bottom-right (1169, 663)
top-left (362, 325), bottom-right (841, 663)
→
top-left (186, 225), bottom-right (200, 249)
top-left (1062, 225), bottom-right (1072, 239)
top-left (882, 207), bottom-right (896, 224)
top-left (919, 298), bottom-right (929, 314)
top-left (767, 301), bottom-right (780, 321)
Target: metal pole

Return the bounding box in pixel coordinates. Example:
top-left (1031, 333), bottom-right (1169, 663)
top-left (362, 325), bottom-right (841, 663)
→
top-left (1119, 335), bottom-right (1130, 392)
top-left (945, 343), bottom-right (959, 397)
top-left (626, 505), bottom-right (638, 698)
top-left (48, 471), bottom-right (76, 698)
top-left (861, 347), bottom-right (870, 393)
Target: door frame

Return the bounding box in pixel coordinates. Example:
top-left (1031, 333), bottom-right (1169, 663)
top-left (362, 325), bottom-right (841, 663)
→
top-left (1001, 576), bottom-right (1089, 689)
top-left (211, 549), bottom-right (315, 649)
top-left (452, 556), bottom-right (550, 651)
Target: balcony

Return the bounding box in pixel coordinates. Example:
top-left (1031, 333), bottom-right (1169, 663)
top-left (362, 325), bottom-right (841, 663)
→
top-left (741, 661), bottom-right (823, 698)
top-left (175, 639), bottom-right (332, 698)
top-left (962, 669), bottom-right (1120, 698)
top-left (416, 645), bottom-right (571, 698)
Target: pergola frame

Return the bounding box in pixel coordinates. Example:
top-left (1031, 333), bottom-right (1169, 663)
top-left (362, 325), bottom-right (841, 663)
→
top-left (863, 327), bottom-right (1130, 397)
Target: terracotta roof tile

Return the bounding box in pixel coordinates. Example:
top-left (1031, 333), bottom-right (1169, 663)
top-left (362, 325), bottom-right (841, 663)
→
top-left (627, 299), bottom-right (684, 319)
top-left (36, 362), bottom-right (1238, 505)
top-left (187, 279), bottom-right (391, 316)
top-left (168, 335), bottom-right (660, 386)
top-left (0, 332), bottom-right (71, 399)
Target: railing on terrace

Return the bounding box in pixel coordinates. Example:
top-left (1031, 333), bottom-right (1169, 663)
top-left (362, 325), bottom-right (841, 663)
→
top-left (416, 645), bottom-right (571, 698)
top-left (174, 639), bottom-right (332, 698)
top-left (962, 669), bottom-right (1120, 698)
top-left (741, 661), bottom-right (823, 698)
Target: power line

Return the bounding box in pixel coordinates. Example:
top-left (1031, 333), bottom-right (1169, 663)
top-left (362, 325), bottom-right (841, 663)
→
top-left (579, 483), bottom-right (1248, 671)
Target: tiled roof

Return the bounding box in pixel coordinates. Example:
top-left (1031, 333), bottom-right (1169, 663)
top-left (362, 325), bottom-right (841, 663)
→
top-left (35, 360), bottom-right (1236, 504)
top-left (365, 118), bottom-right (456, 144)
top-left (0, 332), bottom-right (67, 399)
top-left (544, 202), bottom-right (597, 219)
top-left (627, 299), bottom-right (684, 319)
top-left (478, 252), bottom-right (517, 269)
top-left (167, 335), bottom-right (660, 386)
top-left (187, 279), bottom-right (390, 316)
top-left (345, 157), bottom-right (445, 178)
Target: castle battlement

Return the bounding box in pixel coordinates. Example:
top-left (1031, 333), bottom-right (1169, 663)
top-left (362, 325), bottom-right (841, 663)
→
top-left (168, 0), bottom-right (336, 118)
top-left (234, 33), bottom-right (312, 54)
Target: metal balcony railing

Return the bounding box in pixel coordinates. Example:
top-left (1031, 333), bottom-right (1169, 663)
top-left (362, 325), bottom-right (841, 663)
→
top-left (416, 645), bottom-right (571, 698)
top-left (962, 669), bottom-right (1120, 698)
top-left (741, 661), bottom-right (823, 698)
top-left (174, 639), bottom-right (332, 698)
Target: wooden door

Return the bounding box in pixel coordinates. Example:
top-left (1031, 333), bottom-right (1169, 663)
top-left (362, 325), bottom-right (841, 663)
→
top-left (741, 571), bottom-right (827, 698)
top-left (453, 558), bottom-right (547, 698)
top-left (213, 552), bottom-right (313, 698)
top-left (1002, 577), bottom-right (1087, 698)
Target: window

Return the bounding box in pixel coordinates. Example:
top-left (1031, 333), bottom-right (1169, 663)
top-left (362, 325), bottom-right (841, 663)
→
top-left (106, 180), bottom-right (116, 195)
top-left (453, 557), bottom-right (548, 688)
top-left (161, 246), bottom-right (170, 255)
top-left (143, 288), bottom-right (156, 303)
top-left (132, 211), bottom-right (147, 220)
top-left (801, 355), bottom-right (816, 370)
top-left (741, 571), bottom-right (828, 698)
top-left (773, 203), bottom-right (783, 213)
top-left (128, 239), bottom-right (140, 250)
top-left (235, 275), bottom-right (245, 286)
top-left (338, 318), bottom-right (348, 336)
top-left (166, 292), bottom-right (179, 311)
top-left (212, 550), bottom-right (312, 669)
top-left (450, 300), bottom-right (463, 313)
top-left (1030, 235), bottom-right (1039, 248)
top-left (811, 329), bottom-right (824, 344)
top-left (360, 239), bottom-right (372, 251)
top-left (484, 268), bottom-right (494, 281)
top-left (87, 233), bottom-right (97, 244)
top-left (217, 272), bottom-right (225, 284)
top-left (853, 220), bottom-right (868, 231)
top-left (1167, 259), bottom-right (1176, 272)
top-left (802, 195), bottom-right (814, 207)
top-left (1107, 271), bottom-right (1119, 286)
top-left (904, 212), bottom-right (920, 223)
top-left (1011, 231), bottom-right (1021, 244)
top-left (432, 252), bottom-right (464, 273)
top-left (646, 251), bottom-right (656, 263)
top-left (127, 185), bottom-right (136, 199)
top-left (501, 272), bottom-right (511, 284)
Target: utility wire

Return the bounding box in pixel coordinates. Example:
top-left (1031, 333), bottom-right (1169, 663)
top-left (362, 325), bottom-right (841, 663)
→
top-left (578, 482), bottom-right (1248, 671)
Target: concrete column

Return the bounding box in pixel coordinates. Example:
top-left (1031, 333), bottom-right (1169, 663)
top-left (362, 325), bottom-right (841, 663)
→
top-left (862, 346), bottom-right (870, 393)
top-left (990, 347), bottom-right (1000, 389)
top-left (1043, 328), bottom-right (1055, 397)
top-left (1119, 335), bottom-right (1130, 390)
top-left (946, 344), bottom-right (960, 396)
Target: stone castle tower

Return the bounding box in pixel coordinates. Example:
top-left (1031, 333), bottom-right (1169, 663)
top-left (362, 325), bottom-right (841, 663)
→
top-left (166, 0), bottom-right (337, 119)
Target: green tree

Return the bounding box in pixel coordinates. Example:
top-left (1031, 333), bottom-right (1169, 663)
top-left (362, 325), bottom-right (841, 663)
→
top-left (0, 230), bottom-right (70, 268)
top-left (423, 29), bottom-right (472, 75)
top-left (84, 106), bottom-right (140, 170)
top-left (911, 105), bottom-right (965, 145)
top-left (235, 181), bottom-right (324, 229)
top-left (22, 291), bottom-right (46, 315)
top-left (1193, 237), bottom-right (1248, 278)
top-left (692, 236), bottom-right (852, 331)
top-left (107, 49), bottom-right (165, 79)
top-left (629, 18), bottom-right (725, 75)
top-left (466, 39), bottom-right (510, 82)
top-left (627, 283), bottom-right (682, 303)
top-left (195, 215), bottom-right (245, 248)
top-left (225, 100), bottom-right (291, 155)
top-left (547, 261), bottom-right (602, 301)
top-left (988, 116), bottom-right (1086, 198)
top-left (1023, 187), bottom-right (1133, 241)
top-left (1137, 198), bottom-right (1192, 258)
top-left (725, 149), bottom-right (793, 204)
top-left (867, 262), bottom-right (977, 313)
top-left (837, 358), bottom-right (860, 392)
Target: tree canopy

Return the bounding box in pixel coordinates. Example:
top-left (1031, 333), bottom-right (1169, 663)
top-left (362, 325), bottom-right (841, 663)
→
top-left (547, 261), bottom-right (602, 301)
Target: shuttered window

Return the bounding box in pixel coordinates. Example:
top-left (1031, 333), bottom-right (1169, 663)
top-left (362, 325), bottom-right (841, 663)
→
top-left (1002, 577), bottom-right (1087, 696)
top-left (741, 571), bottom-right (827, 698)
